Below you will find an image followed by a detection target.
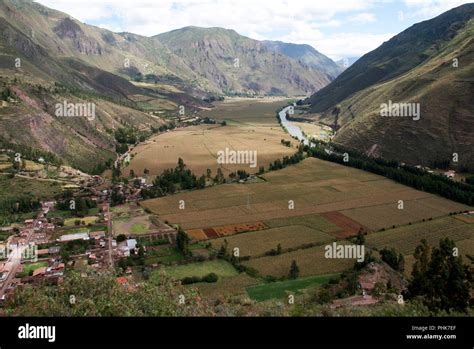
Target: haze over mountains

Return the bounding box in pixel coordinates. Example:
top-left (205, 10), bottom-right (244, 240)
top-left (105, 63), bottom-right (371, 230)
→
top-left (309, 3), bottom-right (474, 171)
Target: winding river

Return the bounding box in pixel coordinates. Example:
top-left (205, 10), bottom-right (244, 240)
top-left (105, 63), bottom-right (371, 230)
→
top-left (278, 106), bottom-right (310, 145)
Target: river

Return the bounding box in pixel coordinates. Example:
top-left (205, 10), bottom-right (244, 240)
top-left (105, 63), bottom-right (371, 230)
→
top-left (278, 106), bottom-right (310, 145)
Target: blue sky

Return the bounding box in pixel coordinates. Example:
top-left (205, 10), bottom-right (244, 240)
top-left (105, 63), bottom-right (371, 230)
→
top-left (36, 0), bottom-right (471, 60)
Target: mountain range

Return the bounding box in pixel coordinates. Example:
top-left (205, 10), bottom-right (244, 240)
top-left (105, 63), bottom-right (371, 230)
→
top-left (0, 0), bottom-right (340, 172)
top-left (0, 0), bottom-right (472, 174)
top-left (308, 3), bottom-right (474, 171)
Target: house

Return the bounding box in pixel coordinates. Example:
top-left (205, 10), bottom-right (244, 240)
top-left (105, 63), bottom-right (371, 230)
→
top-left (32, 267), bottom-right (47, 277)
top-left (48, 246), bottom-right (61, 254)
top-left (116, 276), bottom-right (128, 285)
top-left (36, 249), bottom-right (49, 255)
top-left (119, 246), bottom-right (130, 257)
top-left (444, 170), bottom-right (456, 179)
top-left (126, 239), bottom-right (137, 251)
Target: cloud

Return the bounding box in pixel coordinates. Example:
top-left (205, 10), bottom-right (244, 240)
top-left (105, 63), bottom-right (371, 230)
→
top-left (348, 12), bottom-right (377, 23)
top-left (35, 0), bottom-right (469, 61)
top-left (280, 31), bottom-right (394, 60)
top-left (403, 0), bottom-right (470, 18)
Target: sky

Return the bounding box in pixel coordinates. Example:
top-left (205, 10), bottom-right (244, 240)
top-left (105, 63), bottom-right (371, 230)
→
top-left (35, 0), bottom-right (471, 61)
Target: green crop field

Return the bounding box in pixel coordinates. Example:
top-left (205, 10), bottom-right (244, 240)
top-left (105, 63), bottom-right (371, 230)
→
top-left (246, 273), bottom-right (340, 301)
top-left (154, 260), bottom-right (238, 280)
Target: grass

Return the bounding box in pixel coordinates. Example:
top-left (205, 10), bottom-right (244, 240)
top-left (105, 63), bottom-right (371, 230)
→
top-left (130, 223), bottom-right (147, 234)
top-left (195, 273), bottom-right (259, 298)
top-left (0, 174), bottom-right (62, 200)
top-left (246, 273), bottom-right (339, 301)
top-left (155, 260), bottom-right (238, 280)
top-left (63, 216), bottom-right (98, 227)
top-left (22, 261), bottom-right (48, 275)
top-left (113, 215), bottom-right (153, 236)
top-left (145, 247), bottom-right (184, 265)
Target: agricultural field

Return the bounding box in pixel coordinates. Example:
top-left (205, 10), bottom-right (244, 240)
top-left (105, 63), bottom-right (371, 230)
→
top-left (125, 98), bottom-right (295, 177)
top-left (194, 273), bottom-right (259, 298)
top-left (142, 157), bottom-right (472, 282)
top-left (143, 158), bottom-right (471, 234)
top-left (246, 273), bottom-right (340, 301)
top-left (154, 260), bottom-right (238, 280)
top-left (242, 244), bottom-right (355, 278)
top-left (0, 174), bottom-right (63, 201)
top-left (111, 203), bottom-right (175, 237)
top-left (64, 216), bottom-right (98, 227)
top-left (202, 97), bottom-right (293, 125)
top-left (210, 226), bottom-right (334, 258)
top-left (365, 215), bottom-right (474, 255)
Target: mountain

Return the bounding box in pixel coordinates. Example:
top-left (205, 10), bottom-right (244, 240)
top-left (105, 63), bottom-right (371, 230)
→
top-left (155, 27), bottom-right (333, 95)
top-left (262, 40), bottom-right (342, 79)
top-left (335, 57), bottom-right (360, 70)
top-left (308, 3), bottom-right (474, 171)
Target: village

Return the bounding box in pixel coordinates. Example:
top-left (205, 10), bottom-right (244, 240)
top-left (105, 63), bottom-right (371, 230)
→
top-left (0, 163), bottom-right (179, 302)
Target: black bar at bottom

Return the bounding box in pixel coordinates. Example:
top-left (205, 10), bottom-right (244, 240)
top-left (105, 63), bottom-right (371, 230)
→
top-left (0, 316), bottom-right (471, 348)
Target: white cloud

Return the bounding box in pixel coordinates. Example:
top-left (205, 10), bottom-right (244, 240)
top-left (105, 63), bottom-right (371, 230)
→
top-left (404, 0), bottom-right (470, 18)
top-left (35, 0), bottom-right (469, 61)
top-left (348, 12), bottom-right (377, 23)
top-left (280, 31), bottom-right (394, 61)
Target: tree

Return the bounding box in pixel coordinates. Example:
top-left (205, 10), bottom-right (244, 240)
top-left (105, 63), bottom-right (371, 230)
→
top-left (380, 247), bottom-right (404, 271)
top-left (202, 273), bottom-right (218, 283)
top-left (354, 230), bottom-right (365, 245)
top-left (276, 243), bottom-right (282, 255)
top-left (218, 239), bottom-right (228, 259)
top-left (2, 271), bottom-right (214, 316)
top-left (407, 238), bottom-right (471, 313)
top-left (116, 234), bottom-right (127, 242)
top-left (176, 227), bottom-right (190, 256)
top-left (289, 260), bottom-right (300, 279)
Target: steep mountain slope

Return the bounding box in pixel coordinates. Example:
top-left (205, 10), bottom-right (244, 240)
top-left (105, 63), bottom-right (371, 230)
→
top-left (308, 4), bottom-right (474, 171)
top-left (0, 0), bottom-right (201, 86)
top-left (262, 40), bottom-right (342, 79)
top-left (309, 3), bottom-right (474, 112)
top-left (156, 27), bottom-right (332, 95)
